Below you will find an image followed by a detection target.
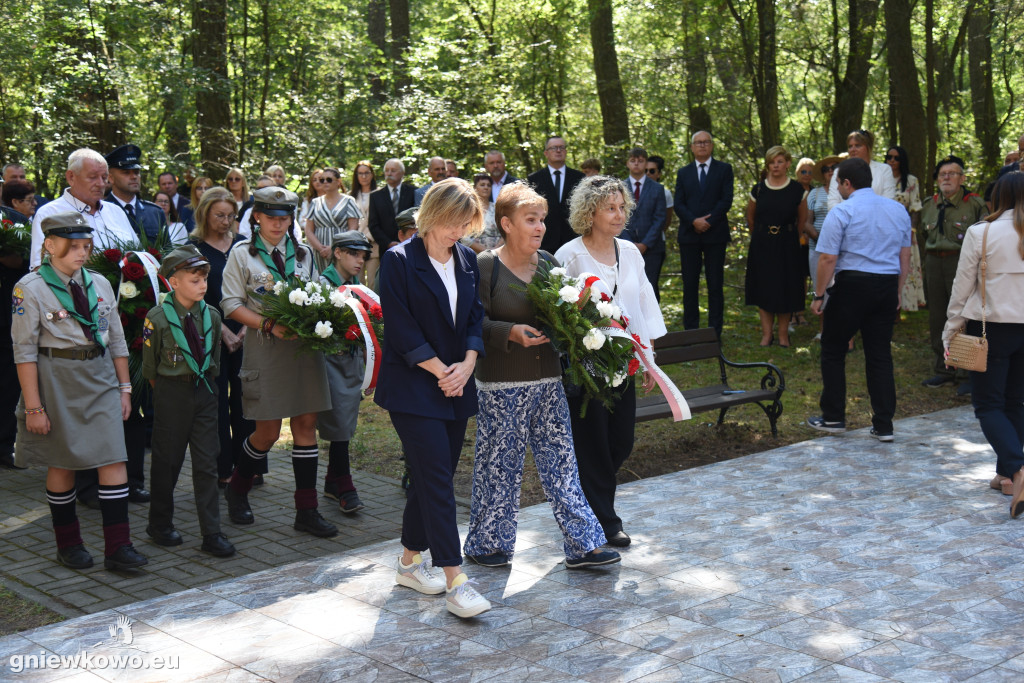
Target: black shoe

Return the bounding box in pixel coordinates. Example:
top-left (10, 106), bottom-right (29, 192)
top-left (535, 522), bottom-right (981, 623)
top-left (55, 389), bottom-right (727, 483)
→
top-left (339, 490), bottom-right (365, 514)
top-left (104, 544), bottom-right (148, 571)
top-left (806, 415), bottom-right (846, 434)
top-left (294, 508), bottom-right (338, 537)
top-left (217, 479), bottom-right (229, 490)
top-left (146, 525), bottom-right (183, 546)
top-left (870, 428), bottom-right (894, 443)
top-left (467, 552), bottom-right (510, 567)
top-left (956, 382), bottom-right (972, 398)
top-left (606, 530), bottom-right (631, 547)
top-left (252, 474), bottom-right (264, 487)
top-left (323, 479), bottom-right (340, 502)
top-left (201, 533), bottom-right (236, 557)
top-left (565, 549), bottom-right (621, 569)
top-left (128, 486), bottom-right (151, 503)
top-left (922, 375), bottom-right (955, 389)
top-left (0, 452), bottom-right (25, 470)
top-left (56, 544), bottom-right (94, 569)
top-left (224, 486), bottom-right (254, 525)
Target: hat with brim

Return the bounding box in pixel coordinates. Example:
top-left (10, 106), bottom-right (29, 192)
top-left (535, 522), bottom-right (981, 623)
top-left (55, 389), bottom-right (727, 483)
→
top-left (41, 211), bottom-right (94, 239)
top-left (160, 244), bottom-right (210, 279)
top-left (812, 155), bottom-right (843, 184)
top-left (252, 186), bottom-right (298, 216)
top-left (330, 230), bottom-right (372, 252)
top-left (105, 144), bottom-right (143, 171)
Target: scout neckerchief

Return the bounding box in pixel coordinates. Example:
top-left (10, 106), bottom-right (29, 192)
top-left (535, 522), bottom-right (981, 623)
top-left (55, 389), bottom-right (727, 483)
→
top-left (321, 264), bottom-right (360, 287)
top-left (39, 262), bottom-right (106, 352)
top-left (254, 232), bottom-right (295, 281)
top-left (161, 296), bottom-right (214, 393)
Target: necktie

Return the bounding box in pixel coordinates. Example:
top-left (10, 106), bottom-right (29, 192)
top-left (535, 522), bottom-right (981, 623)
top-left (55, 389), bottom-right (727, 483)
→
top-left (936, 201), bottom-right (949, 240)
top-left (699, 163), bottom-right (707, 190)
top-left (68, 279), bottom-right (96, 343)
top-left (124, 202), bottom-right (135, 225)
top-left (634, 180), bottom-right (641, 201)
top-left (391, 187), bottom-right (399, 213)
top-left (183, 313), bottom-right (205, 365)
top-left (553, 170), bottom-right (562, 203)
top-left (272, 248), bottom-right (287, 278)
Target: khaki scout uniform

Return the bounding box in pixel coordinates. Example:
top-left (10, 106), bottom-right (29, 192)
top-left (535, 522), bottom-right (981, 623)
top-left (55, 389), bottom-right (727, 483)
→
top-left (11, 270), bottom-right (128, 469)
top-left (142, 295), bottom-right (223, 537)
top-left (920, 189), bottom-right (987, 376)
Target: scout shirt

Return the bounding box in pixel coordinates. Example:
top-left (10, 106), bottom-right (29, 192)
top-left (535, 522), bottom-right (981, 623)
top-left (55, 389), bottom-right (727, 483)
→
top-left (11, 268), bottom-right (128, 364)
top-left (920, 189), bottom-right (987, 253)
top-left (220, 236), bottom-right (318, 318)
top-left (141, 295), bottom-right (222, 381)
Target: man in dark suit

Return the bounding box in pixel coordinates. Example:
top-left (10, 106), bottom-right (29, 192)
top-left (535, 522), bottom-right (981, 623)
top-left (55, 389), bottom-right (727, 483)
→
top-left (368, 158), bottom-right (416, 250)
top-left (158, 171), bottom-right (194, 231)
top-left (621, 146), bottom-right (667, 299)
top-left (105, 144), bottom-right (166, 241)
top-left (675, 131), bottom-right (734, 337)
top-left (484, 151), bottom-right (518, 202)
top-left (528, 136), bottom-right (585, 254)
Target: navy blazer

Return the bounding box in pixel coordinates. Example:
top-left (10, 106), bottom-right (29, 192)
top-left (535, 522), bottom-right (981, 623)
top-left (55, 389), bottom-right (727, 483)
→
top-left (528, 166), bottom-right (584, 254)
top-left (374, 235), bottom-right (485, 420)
top-left (105, 192), bottom-right (166, 241)
top-left (368, 184), bottom-right (416, 248)
top-left (674, 158), bottom-right (734, 245)
top-left (620, 177), bottom-right (666, 252)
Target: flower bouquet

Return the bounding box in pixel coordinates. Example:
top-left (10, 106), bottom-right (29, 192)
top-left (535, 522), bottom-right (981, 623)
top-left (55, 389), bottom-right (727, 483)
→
top-left (522, 264), bottom-right (638, 416)
top-left (0, 217), bottom-right (32, 257)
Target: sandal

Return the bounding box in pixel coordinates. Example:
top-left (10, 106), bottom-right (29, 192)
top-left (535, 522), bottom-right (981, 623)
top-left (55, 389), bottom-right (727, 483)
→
top-left (990, 475), bottom-right (1013, 496)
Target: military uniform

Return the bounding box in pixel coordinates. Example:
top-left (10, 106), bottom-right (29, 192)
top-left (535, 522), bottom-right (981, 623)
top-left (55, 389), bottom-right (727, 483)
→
top-left (105, 192), bottom-right (166, 242)
top-left (142, 246), bottom-right (228, 551)
top-left (921, 188), bottom-right (987, 378)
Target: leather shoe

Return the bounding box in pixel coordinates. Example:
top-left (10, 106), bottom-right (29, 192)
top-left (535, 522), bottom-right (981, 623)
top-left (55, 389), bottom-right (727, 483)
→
top-left (128, 486), bottom-right (151, 503)
top-left (294, 508), bottom-right (338, 537)
top-left (201, 533), bottom-right (236, 557)
top-left (224, 486), bottom-right (254, 524)
top-left (56, 544), bottom-right (94, 569)
top-left (104, 544), bottom-right (148, 571)
top-left (605, 530), bottom-right (631, 547)
top-left (0, 451), bottom-right (25, 470)
top-left (146, 525), bottom-right (183, 546)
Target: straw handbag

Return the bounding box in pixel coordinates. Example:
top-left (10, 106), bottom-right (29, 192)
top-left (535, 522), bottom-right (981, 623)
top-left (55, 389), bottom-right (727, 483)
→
top-left (946, 223), bottom-right (990, 372)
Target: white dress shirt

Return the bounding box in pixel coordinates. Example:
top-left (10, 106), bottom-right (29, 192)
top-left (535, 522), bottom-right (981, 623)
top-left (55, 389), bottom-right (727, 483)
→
top-left (31, 189), bottom-right (137, 268)
top-left (548, 165), bottom-right (567, 202)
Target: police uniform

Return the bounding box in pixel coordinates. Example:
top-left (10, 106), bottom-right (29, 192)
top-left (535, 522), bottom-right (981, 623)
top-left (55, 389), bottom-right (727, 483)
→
top-left (104, 144), bottom-right (167, 242)
top-left (142, 246), bottom-right (233, 556)
top-left (920, 156), bottom-right (988, 380)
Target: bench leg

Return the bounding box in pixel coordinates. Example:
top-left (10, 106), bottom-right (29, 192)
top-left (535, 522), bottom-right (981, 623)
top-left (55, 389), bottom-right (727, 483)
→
top-left (717, 407), bottom-right (728, 426)
top-left (756, 400), bottom-right (783, 437)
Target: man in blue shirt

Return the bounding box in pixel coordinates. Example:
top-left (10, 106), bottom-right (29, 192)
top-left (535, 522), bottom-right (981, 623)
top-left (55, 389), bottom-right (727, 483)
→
top-left (807, 158), bottom-right (911, 441)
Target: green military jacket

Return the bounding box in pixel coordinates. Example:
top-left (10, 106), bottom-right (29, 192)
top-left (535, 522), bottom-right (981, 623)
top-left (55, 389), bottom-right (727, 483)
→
top-left (920, 189), bottom-right (987, 252)
top-left (142, 295), bottom-right (222, 380)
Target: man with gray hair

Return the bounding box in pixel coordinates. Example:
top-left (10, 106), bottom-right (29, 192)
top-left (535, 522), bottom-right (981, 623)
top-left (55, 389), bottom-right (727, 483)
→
top-left (368, 158), bottom-right (415, 250)
top-left (484, 150), bottom-right (518, 202)
top-left (30, 149), bottom-right (136, 268)
top-left (414, 156), bottom-right (448, 207)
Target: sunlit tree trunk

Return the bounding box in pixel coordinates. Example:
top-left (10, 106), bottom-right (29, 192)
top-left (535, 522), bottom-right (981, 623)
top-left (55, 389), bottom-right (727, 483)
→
top-left (193, 0), bottom-right (237, 176)
top-left (587, 0), bottom-right (630, 165)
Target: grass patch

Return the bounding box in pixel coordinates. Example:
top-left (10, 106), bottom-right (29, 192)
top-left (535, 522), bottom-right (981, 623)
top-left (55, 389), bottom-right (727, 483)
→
top-left (0, 586), bottom-right (63, 636)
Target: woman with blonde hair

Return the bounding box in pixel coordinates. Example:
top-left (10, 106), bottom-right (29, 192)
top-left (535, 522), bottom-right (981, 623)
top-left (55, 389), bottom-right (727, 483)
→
top-left (190, 177), bottom-right (213, 211)
top-left (298, 169), bottom-right (323, 225)
top-left (224, 168), bottom-right (250, 212)
top-left (828, 129), bottom-right (896, 209)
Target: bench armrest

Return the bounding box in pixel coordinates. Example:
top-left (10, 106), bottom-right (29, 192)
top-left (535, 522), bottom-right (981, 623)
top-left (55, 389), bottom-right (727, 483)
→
top-left (720, 356), bottom-right (786, 396)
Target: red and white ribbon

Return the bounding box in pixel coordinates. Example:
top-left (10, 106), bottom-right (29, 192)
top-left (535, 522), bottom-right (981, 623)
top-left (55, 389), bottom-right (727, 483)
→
top-left (337, 284), bottom-right (382, 391)
top-left (116, 251), bottom-right (163, 305)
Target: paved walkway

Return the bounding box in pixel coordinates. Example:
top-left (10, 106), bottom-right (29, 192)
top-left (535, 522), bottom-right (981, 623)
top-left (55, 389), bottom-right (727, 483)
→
top-left (3, 406), bottom-right (1024, 681)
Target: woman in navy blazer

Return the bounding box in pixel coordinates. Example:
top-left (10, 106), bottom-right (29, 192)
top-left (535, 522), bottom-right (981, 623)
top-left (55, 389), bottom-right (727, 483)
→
top-left (375, 178), bottom-right (492, 618)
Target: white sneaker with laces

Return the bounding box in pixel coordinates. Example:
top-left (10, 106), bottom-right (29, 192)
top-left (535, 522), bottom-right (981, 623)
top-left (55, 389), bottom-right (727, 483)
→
top-left (395, 554), bottom-right (446, 595)
top-left (445, 574), bottom-right (491, 618)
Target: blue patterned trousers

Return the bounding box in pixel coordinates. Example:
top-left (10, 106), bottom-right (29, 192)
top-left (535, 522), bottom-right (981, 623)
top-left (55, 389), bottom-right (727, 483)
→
top-left (463, 378), bottom-right (606, 560)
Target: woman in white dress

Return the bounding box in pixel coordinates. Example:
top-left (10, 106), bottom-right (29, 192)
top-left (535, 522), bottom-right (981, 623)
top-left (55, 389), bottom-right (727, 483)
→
top-left (349, 161), bottom-right (379, 284)
top-left (303, 167), bottom-right (362, 272)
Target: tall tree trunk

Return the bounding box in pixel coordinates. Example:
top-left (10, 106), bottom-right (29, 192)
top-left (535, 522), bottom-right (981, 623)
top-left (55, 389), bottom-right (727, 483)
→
top-left (389, 0), bottom-right (410, 94)
top-left (755, 0), bottom-right (780, 148)
top-left (367, 0), bottom-right (388, 102)
top-left (831, 0), bottom-right (880, 151)
top-left (885, 0), bottom-right (927, 183)
top-left (259, 0), bottom-right (271, 161)
top-left (193, 0), bottom-right (237, 176)
top-left (968, 0), bottom-right (998, 178)
top-left (66, 0), bottom-right (127, 151)
top-left (682, 4), bottom-right (712, 135)
top-left (587, 0), bottom-right (630, 162)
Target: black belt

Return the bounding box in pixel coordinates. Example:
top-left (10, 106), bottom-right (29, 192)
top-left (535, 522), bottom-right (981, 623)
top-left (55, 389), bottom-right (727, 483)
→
top-left (39, 346), bottom-right (101, 360)
top-left (160, 373), bottom-right (212, 383)
top-left (836, 270), bottom-right (897, 279)
top-left (927, 250), bottom-right (960, 258)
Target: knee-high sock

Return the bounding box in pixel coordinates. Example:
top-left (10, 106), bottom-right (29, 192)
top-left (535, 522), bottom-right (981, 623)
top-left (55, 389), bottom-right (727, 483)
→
top-left (98, 483), bottom-right (130, 556)
top-left (292, 444), bottom-right (318, 510)
top-left (47, 488), bottom-right (82, 550)
top-left (231, 438), bottom-right (269, 494)
top-left (326, 441), bottom-right (354, 492)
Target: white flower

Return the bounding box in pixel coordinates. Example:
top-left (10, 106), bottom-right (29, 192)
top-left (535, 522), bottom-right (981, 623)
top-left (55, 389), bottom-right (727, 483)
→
top-left (119, 281), bottom-right (138, 299)
top-left (309, 293), bottom-right (325, 305)
top-left (610, 372), bottom-right (626, 388)
top-left (304, 281), bottom-right (317, 293)
top-left (288, 289), bottom-right (309, 306)
top-left (595, 301), bottom-right (621, 320)
top-left (329, 290), bottom-right (348, 308)
top-left (583, 328), bottom-right (606, 351)
top-left (548, 267), bottom-right (567, 278)
top-left (314, 321), bottom-right (333, 338)
top-left (558, 285), bottom-right (581, 304)
top-left (272, 281), bottom-right (285, 295)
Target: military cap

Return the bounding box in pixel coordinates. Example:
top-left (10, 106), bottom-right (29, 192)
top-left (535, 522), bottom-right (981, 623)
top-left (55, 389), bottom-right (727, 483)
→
top-left (160, 244), bottom-right (210, 278)
top-left (933, 154), bottom-right (966, 179)
top-left (395, 207), bottom-right (418, 231)
top-left (41, 211), bottom-right (94, 239)
top-left (105, 144), bottom-right (143, 171)
top-left (252, 186), bottom-right (299, 216)
top-left (331, 230), bottom-right (372, 252)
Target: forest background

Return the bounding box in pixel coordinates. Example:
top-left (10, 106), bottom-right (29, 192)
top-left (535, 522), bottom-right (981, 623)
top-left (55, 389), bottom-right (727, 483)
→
top-left (2, 0), bottom-right (1024, 200)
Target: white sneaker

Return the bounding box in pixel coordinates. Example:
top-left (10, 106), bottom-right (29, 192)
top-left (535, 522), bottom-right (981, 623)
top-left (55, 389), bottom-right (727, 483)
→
top-left (395, 554), bottom-right (446, 595)
top-left (445, 574), bottom-right (491, 618)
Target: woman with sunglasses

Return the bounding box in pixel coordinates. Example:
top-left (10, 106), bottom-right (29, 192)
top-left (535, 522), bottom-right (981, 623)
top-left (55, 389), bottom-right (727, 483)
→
top-left (299, 169), bottom-right (324, 226)
top-left (303, 167), bottom-right (362, 272)
top-left (886, 146), bottom-right (926, 311)
top-left (224, 168), bottom-right (251, 213)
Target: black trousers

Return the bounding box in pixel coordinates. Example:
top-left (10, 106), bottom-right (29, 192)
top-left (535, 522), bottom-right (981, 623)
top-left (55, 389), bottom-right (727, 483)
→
top-left (0, 343), bottom-right (21, 457)
top-left (568, 379), bottom-right (636, 535)
top-left (820, 271), bottom-right (899, 433)
top-left (680, 242), bottom-right (727, 336)
top-left (216, 344), bottom-right (255, 480)
top-left (642, 249), bottom-right (666, 302)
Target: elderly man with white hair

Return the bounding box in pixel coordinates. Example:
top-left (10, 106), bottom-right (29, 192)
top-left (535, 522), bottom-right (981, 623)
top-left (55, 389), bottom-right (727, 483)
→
top-left (30, 149), bottom-right (136, 268)
top-left (368, 158), bottom-right (416, 250)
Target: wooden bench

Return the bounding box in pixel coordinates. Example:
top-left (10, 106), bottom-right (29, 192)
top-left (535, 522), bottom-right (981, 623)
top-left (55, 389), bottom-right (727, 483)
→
top-left (636, 328), bottom-right (786, 436)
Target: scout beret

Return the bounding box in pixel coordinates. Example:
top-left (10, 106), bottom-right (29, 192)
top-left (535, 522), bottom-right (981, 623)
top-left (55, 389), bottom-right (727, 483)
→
top-left (331, 230), bottom-right (372, 252)
top-left (160, 244), bottom-right (210, 278)
top-left (41, 211), bottom-right (94, 239)
top-left (252, 186), bottom-right (299, 216)
top-left (395, 207), bottom-right (418, 231)
top-left (105, 144), bottom-right (143, 171)
top-left (933, 155), bottom-right (966, 179)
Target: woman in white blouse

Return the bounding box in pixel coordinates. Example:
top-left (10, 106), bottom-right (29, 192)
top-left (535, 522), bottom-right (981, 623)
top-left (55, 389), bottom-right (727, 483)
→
top-left (554, 175), bottom-right (666, 548)
top-left (828, 130), bottom-right (896, 210)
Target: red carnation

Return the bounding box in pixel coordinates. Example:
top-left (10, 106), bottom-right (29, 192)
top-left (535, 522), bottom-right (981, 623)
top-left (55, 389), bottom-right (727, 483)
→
top-left (600, 292), bottom-right (611, 302)
top-left (627, 358), bottom-right (641, 376)
top-left (1, 219), bottom-right (12, 228)
top-left (369, 304), bottom-right (383, 320)
top-left (104, 248), bottom-right (123, 264)
top-left (345, 324), bottom-right (361, 341)
top-left (631, 332), bottom-right (647, 349)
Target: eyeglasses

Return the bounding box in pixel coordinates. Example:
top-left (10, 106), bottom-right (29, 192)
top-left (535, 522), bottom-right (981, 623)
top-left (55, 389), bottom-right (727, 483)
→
top-left (545, 145), bottom-right (566, 152)
top-left (885, 154), bottom-right (899, 161)
top-left (211, 212), bottom-right (234, 222)
top-left (646, 168), bottom-right (659, 175)
top-left (317, 177), bottom-right (337, 184)
top-left (227, 177), bottom-right (242, 183)
top-left (820, 165), bottom-right (833, 173)
top-left (798, 169), bottom-right (812, 174)
top-left (938, 171), bottom-right (963, 179)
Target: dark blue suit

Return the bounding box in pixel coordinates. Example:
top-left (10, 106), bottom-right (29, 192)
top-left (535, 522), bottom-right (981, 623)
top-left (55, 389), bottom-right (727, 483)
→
top-left (375, 235), bottom-right (484, 566)
top-left (173, 194), bottom-right (194, 233)
top-left (674, 158), bottom-right (735, 335)
top-left (105, 193), bottom-right (166, 241)
top-left (621, 177), bottom-right (667, 299)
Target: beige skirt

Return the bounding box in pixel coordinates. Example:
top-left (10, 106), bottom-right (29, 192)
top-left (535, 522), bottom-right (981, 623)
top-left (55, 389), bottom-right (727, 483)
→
top-left (239, 333), bottom-right (331, 421)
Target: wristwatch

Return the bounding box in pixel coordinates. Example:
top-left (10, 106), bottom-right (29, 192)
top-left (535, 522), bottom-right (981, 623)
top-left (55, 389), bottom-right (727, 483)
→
top-left (813, 294), bottom-right (825, 301)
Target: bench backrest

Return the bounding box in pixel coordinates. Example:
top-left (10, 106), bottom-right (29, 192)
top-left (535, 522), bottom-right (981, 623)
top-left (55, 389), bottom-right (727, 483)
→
top-left (651, 328), bottom-right (722, 365)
